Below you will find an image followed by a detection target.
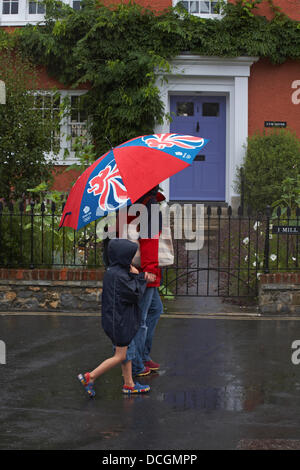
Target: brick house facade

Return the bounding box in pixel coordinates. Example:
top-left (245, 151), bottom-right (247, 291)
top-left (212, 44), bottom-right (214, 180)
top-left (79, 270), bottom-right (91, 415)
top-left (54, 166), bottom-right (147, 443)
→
top-left (1, 0), bottom-right (299, 206)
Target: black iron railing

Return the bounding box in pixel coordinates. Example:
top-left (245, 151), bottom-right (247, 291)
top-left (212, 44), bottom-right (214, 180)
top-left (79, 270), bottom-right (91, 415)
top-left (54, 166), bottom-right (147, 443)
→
top-left (0, 201), bottom-right (103, 268)
top-left (0, 201), bottom-right (299, 298)
top-left (161, 205), bottom-right (300, 298)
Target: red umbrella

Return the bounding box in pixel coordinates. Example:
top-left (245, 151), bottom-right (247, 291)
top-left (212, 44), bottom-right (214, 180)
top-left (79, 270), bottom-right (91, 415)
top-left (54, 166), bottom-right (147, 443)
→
top-left (59, 133), bottom-right (209, 230)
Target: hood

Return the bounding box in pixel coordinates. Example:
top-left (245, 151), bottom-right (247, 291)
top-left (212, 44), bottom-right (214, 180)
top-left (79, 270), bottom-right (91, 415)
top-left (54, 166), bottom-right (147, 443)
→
top-left (108, 238), bottom-right (138, 268)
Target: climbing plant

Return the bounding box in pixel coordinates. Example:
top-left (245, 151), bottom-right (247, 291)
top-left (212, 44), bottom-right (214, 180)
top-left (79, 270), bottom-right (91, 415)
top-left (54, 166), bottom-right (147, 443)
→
top-left (3, 0), bottom-right (300, 157)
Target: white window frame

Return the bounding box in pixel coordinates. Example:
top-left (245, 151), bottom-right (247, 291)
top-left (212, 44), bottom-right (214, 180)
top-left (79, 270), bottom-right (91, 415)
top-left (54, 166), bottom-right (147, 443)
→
top-left (173, 0), bottom-right (225, 19)
top-left (27, 0), bottom-right (46, 18)
top-left (59, 90), bottom-right (88, 165)
top-left (30, 90), bottom-right (88, 165)
top-left (0, 0), bottom-right (80, 26)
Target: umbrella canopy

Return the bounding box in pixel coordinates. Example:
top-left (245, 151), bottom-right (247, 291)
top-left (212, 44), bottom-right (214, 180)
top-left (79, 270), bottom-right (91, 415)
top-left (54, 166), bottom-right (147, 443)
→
top-left (59, 133), bottom-right (209, 230)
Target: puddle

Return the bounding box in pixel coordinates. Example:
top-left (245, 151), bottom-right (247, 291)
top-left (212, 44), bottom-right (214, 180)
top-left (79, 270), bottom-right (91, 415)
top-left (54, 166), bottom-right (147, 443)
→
top-left (160, 385), bottom-right (247, 412)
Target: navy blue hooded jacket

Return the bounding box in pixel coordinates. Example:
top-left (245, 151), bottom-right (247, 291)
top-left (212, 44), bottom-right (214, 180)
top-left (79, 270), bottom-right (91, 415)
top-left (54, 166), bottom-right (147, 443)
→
top-left (101, 238), bottom-right (147, 347)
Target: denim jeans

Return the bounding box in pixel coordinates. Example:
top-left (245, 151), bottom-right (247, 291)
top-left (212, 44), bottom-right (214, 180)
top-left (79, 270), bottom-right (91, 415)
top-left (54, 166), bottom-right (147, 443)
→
top-left (130, 287), bottom-right (163, 375)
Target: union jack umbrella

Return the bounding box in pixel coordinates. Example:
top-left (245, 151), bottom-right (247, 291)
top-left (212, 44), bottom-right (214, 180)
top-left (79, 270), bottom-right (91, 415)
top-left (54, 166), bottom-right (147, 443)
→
top-left (59, 133), bottom-right (209, 230)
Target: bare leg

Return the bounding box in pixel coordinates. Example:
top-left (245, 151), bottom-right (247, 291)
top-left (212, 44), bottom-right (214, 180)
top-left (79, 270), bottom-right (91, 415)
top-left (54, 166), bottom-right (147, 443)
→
top-left (121, 360), bottom-right (135, 388)
top-left (89, 346), bottom-right (127, 382)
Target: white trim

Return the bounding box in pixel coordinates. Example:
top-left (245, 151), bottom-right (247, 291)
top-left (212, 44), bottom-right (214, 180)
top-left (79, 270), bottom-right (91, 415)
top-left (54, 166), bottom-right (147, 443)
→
top-left (0, 0), bottom-right (78, 26)
top-left (155, 55), bottom-right (258, 205)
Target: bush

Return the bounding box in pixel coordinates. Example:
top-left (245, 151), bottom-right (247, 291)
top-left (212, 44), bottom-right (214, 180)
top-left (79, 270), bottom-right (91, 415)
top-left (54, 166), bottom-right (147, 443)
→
top-left (236, 129), bottom-right (300, 212)
top-left (0, 51), bottom-right (61, 201)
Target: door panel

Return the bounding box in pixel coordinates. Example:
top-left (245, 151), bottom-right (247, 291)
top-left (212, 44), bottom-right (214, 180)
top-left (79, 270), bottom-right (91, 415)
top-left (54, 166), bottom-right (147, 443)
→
top-left (170, 95), bottom-right (226, 200)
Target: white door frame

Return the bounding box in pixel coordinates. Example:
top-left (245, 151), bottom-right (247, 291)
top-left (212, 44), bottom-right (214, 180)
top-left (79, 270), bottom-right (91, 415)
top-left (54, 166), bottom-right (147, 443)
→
top-left (155, 55), bottom-right (258, 206)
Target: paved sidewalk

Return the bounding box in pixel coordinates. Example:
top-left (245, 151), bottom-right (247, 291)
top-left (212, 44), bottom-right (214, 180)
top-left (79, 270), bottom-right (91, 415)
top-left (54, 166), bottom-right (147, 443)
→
top-left (1, 313), bottom-right (300, 450)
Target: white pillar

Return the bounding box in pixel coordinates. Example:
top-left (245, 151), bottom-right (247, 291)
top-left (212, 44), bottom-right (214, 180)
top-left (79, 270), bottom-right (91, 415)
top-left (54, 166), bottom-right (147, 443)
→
top-left (230, 76), bottom-right (248, 206)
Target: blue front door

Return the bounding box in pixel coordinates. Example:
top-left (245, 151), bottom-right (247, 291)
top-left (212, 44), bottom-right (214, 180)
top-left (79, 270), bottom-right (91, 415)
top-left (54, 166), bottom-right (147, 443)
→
top-left (170, 96), bottom-right (226, 200)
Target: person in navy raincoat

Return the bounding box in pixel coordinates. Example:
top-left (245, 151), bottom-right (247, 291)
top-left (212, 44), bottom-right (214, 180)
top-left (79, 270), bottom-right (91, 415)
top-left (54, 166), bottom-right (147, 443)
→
top-left (78, 239), bottom-right (150, 397)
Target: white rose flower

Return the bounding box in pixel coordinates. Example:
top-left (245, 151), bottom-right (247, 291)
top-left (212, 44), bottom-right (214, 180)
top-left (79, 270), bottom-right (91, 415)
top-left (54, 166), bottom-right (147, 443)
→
top-left (243, 237), bottom-right (249, 245)
top-left (270, 254), bottom-right (277, 261)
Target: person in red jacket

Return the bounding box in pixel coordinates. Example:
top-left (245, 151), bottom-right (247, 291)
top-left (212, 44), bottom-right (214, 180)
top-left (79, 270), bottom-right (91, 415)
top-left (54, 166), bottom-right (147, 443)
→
top-left (130, 185), bottom-right (164, 377)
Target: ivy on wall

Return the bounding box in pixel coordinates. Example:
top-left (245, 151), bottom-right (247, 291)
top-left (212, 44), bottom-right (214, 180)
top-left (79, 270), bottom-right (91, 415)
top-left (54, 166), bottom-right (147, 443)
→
top-left (2, 0), bottom-right (300, 155)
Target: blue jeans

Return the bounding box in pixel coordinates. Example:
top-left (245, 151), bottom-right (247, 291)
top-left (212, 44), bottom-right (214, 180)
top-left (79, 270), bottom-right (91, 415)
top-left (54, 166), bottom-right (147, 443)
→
top-left (130, 287), bottom-right (163, 375)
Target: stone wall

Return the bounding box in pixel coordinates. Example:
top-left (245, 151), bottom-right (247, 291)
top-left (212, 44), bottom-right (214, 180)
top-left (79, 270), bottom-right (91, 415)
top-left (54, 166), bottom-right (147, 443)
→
top-left (0, 268), bottom-right (104, 312)
top-left (259, 273), bottom-right (300, 315)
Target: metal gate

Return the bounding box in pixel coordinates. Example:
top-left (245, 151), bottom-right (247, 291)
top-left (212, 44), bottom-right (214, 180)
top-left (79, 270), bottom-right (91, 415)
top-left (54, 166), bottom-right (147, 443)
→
top-left (161, 205), bottom-right (300, 298)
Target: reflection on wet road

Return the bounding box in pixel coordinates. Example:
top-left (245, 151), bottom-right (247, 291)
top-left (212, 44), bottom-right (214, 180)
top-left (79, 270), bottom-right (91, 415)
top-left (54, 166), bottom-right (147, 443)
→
top-left (1, 315), bottom-right (300, 449)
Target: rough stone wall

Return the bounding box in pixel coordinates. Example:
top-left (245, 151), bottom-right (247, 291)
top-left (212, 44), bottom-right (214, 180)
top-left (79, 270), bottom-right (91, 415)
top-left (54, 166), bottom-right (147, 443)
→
top-left (0, 269), bottom-right (104, 312)
top-left (259, 273), bottom-right (300, 315)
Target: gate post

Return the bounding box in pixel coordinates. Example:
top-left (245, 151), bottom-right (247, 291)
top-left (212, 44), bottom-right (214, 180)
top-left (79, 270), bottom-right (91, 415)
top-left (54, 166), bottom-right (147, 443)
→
top-left (263, 205), bottom-right (271, 274)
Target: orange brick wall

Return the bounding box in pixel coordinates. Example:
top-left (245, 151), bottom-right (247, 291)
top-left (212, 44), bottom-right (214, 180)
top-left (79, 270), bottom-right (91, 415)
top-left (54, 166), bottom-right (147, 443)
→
top-left (254, 0), bottom-right (300, 21)
top-left (105, 0), bottom-right (300, 18)
top-left (101, 0), bottom-right (172, 12)
top-left (51, 167), bottom-right (81, 193)
top-left (228, 0), bottom-right (300, 20)
top-left (248, 58), bottom-right (300, 138)
top-left (3, 1), bottom-right (299, 192)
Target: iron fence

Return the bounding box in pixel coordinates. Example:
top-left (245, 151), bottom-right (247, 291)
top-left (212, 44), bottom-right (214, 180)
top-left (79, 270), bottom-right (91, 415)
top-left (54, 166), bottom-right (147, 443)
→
top-left (0, 201), bottom-right (299, 298)
top-left (161, 205), bottom-right (300, 298)
top-left (0, 201), bottom-right (103, 269)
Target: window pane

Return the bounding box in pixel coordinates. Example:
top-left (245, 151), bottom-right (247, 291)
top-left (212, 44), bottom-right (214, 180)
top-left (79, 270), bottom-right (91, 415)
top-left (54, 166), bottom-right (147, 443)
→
top-left (37, 3), bottom-right (45, 13)
top-left (71, 95), bottom-right (78, 108)
top-left (180, 1), bottom-right (189, 12)
top-left (43, 95), bottom-right (51, 108)
top-left (79, 109), bottom-right (87, 123)
top-left (190, 1), bottom-right (199, 13)
top-left (11, 1), bottom-right (18, 13)
top-left (34, 95), bottom-right (43, 108)
top-left (203, 102), bottom-right (219, 117)
top-left (200, 1), bottom-right (210, 13)
top-left (2, 2), bottom-right (10, 14)
top-left (211, 1), bottom-right (219, 13)
top-left (53, 96), bottom-right (60, 108)
top-left (29, 2), bottom-right (36, 13)
top-left (177, 102), bottom-right (194, 117)
top-left (73, 0), bottom-right (81, 10)
top-left (29, 2), bottom-right (45, 14)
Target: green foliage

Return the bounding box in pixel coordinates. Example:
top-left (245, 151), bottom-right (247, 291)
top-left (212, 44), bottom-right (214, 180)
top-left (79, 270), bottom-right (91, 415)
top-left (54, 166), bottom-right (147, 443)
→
top-left (271, 175), bottom-right (300, 217)
top-left (64, 135), bottom-right (97, 183)
top-left (235, 129), bottom-right (300, 212)
top-left (14, 0), bottom-right (300, 157)
top-left (25, 182), bottom-right (103, 267)
top-left (0, 181), bottom-right (104, 267)
top-left (0, 51), bottom-right (61, 201)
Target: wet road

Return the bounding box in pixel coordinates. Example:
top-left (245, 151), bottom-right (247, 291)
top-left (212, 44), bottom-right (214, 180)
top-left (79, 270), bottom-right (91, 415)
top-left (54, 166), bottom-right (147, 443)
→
top-left (1, 314), bottom-right (300, 450)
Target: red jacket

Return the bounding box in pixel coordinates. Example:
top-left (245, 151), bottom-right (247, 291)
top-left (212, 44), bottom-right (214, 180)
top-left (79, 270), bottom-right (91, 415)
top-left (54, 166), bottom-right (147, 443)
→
top-left (117, 191), bottom-right (164, 287)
